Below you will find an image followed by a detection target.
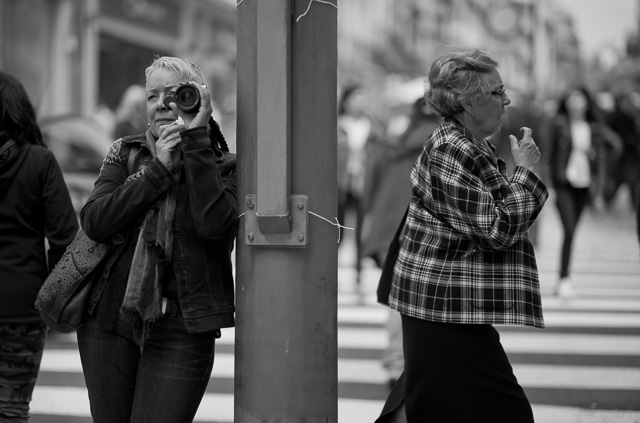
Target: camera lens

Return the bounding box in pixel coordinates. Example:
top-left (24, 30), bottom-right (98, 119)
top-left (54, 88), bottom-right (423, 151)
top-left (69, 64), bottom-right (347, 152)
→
top-left (175, 85), bottom-right (200, 113)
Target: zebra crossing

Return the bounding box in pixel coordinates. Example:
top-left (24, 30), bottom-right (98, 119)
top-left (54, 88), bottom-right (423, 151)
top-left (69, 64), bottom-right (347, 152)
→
top-left (31, 272), bottom-right (640, 423)
top-left (31, 197), bottom-right (640, 423)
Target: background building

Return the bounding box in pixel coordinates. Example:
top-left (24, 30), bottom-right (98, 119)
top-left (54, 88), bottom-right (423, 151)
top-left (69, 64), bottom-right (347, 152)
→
top-left (337, 0), bottom-right (585, 119)
top-left (0, 0), bottom-right (237, 140)
top-left (2, 0), bottom-right (638, 141)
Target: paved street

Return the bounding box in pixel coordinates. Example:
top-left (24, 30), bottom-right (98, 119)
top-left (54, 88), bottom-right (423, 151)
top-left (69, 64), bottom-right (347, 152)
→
top-left (31, 189), bottom-right (640, 423)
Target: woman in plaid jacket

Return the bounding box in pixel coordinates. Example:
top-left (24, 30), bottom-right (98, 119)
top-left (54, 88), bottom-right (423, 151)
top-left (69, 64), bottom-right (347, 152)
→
top-left (385, 47), bottom-right (548, 423)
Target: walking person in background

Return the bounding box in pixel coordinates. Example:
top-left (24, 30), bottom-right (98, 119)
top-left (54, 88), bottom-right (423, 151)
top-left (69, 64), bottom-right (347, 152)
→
top-left (636, 181), bottom-right (640, 251)
top-left (378, 47), bottom-right (548, 423)
top-left (362, 96), bottom-right (441, 388)
top-left (605, 91), bottom-right (640, 210)
top-left (76, 56), bottom-right (237, 423)
top-left (637, 180), bottom-right (640, 249)
top-left (113, 84), bottom-right (149, 140)
top-left (0, 71), bottom-right (79, 422)
top-left (337, 84), bottom-right (386, 295)
top-left (548, 86), bottom-right (622, 297)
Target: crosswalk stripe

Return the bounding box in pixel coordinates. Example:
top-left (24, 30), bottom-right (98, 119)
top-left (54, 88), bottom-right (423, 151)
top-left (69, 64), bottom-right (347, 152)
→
top-left (499, 333), bottom-right (640, 355)
top-left (336, 326), bottom-right (640, 354)
top-left (338, 306), bottom-right (640, 327)
top-left (30, 386), bottom-right (237, 422)
top-left (539, 297), bottom-right (640, 312)
top-left (337, 358), bottom-right (640, 390)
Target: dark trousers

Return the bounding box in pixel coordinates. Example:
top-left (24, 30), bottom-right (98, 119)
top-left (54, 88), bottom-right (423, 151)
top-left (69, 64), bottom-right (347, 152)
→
top-left (400, 315), bottom-right (533, 423)
top-left (338, 190), bottom-right (364, 285)
top-left (555, 185), bottom-right (590, 278)
top-left (77, 310), bottom-right (218, 423)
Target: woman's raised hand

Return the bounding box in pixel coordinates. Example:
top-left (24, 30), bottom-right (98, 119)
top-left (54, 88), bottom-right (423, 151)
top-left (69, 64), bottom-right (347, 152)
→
top-left (155, 120), bottom-right (185, 172)
top-left (509, 127), bottom-right (541, 171)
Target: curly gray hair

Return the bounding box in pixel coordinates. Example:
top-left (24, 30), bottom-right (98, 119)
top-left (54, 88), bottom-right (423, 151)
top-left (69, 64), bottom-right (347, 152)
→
top-left (424, 47), bottom-right (499, 118)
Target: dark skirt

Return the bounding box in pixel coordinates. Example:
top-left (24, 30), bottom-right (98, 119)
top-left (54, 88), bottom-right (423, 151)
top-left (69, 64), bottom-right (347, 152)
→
top-left (377, 315), bottom-right (534, 423)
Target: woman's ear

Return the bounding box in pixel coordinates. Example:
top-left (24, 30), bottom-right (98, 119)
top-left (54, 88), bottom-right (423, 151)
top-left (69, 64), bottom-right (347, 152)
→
top-left (461, 100), bottom-right (475, 118)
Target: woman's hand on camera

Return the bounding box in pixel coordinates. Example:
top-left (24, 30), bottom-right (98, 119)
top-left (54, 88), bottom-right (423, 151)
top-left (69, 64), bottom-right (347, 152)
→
top-left (509, 127), bottom-right (540, 171)
top-left (156, 120), bottom-right (185, 172)
top-left (177, 82), bottom-right (212, 130)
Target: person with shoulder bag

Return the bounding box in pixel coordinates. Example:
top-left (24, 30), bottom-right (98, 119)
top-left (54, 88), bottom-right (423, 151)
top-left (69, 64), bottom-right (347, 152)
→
top-left (76, 56), bottom-right (237, 423)
top-left (0, 71), bottom-right (79, 422)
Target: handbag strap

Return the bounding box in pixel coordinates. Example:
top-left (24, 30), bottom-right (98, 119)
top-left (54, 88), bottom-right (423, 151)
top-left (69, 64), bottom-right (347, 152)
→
top-left (127, 145), bottom-right (140, 175)
top-left (376, 203), bottom-right (410, 305)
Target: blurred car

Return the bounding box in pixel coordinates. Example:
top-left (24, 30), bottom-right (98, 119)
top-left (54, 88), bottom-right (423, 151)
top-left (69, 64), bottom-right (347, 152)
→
top-left (39, 114), bottom-right (113, 215)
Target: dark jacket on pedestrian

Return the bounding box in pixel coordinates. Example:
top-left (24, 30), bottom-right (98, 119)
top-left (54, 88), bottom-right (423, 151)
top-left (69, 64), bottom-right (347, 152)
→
top-left (549, 114), bottom-right (621, 199)
top-left (637, 181), bottom-right (640, 245)
top-left (81, 127), bottom-right (237, 336)
top-left (0, 141), bottom-right (78, 321)
top-left (361, 100), bottom-right (441, 266)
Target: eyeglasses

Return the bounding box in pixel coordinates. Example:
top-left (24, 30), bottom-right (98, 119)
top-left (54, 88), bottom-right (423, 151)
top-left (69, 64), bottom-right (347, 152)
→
top-left (489, 87), bottom-right (507, 101)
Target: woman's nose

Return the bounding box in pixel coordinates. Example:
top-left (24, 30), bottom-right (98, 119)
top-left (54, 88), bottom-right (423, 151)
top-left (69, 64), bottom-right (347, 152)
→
top-left (156, 94), bottom-right (169, 110)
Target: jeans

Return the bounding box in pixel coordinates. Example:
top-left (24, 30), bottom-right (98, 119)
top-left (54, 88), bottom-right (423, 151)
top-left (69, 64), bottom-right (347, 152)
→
top-left (555, 185), bottom-right (590, 278)
top-left (77, 308), bottom-right (219, 423)
top-left (0, 321), bottom-right (46, 423)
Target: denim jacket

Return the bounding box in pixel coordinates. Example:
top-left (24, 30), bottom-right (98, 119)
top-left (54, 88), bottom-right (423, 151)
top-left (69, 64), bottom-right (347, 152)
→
top-left (81, 127), bottom-right (237, 333)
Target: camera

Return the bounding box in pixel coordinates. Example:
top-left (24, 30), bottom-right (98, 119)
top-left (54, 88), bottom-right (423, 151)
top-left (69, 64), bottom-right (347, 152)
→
top-left (163, 85), bottom-right (200, 113)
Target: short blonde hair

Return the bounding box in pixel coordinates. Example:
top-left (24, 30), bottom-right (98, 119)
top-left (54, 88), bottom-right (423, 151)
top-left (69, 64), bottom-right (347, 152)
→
top-left (145, 56), bottom-right (207, 86)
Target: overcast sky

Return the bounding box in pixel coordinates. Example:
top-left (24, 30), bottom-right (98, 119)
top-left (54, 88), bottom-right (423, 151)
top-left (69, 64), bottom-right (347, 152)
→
top-left (552, 0), bottom-right (638, 57)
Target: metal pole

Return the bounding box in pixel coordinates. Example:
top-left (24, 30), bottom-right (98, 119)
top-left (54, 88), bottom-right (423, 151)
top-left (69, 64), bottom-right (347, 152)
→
top-left (235, 0), bottom-right (338, 421)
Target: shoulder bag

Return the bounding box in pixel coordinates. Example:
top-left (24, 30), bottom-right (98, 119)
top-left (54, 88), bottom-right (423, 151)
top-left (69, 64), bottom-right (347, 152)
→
top-left (35, 143), bottom-right (138, 333)
top-left (35, 229), bottom-right (123, 333)
top-left (376, 205), bottom-right (409, 306)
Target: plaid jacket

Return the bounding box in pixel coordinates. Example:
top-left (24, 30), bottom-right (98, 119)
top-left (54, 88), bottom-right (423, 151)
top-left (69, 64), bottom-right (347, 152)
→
top-left (389, 118), bottom-right (548, 328)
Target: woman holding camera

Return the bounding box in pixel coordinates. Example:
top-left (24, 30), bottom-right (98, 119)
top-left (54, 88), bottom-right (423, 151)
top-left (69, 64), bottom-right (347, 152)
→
top-left (77, 56), bottom-right (237, 423)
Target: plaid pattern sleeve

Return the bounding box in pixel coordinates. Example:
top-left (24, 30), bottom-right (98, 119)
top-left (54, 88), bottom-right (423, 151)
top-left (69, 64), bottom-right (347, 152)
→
top-left (389, 118), bottom-right (549, 328)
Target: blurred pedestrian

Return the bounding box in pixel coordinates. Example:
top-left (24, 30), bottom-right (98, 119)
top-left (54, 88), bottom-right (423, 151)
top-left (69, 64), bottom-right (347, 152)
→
top-left (377, 47), bottom-right (548, 423)
top-left (362, 97), bottom-right (441, 267)
top-left (548, 86), bottom-right (622, 297)
top-left (114, 84), bottom-right (148, 140)
top-left (605, 91), bottom-right (640, 209)
top-left (76, 56), bottom-right (237, 423)
top-left (337, 83), bottom-right (386, 293)
top-left (93, 98), bottom-right (116, 139)
top-left (361, 96), bottom-right (441, 387)
top-left (0, 71), bottom-right (78, 422)
top-left (637, 181), bottom-right (640, 251)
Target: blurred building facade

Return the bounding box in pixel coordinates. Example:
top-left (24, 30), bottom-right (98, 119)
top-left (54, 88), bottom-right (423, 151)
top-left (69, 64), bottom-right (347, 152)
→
top-left (597, 0), bottom-right (640, 94)
top-left (2, 0), bottom-right (630, 137)
top-left (0, 0), bottom-right (237, 137)
top-left (338, 0), bottom-right (584, 113)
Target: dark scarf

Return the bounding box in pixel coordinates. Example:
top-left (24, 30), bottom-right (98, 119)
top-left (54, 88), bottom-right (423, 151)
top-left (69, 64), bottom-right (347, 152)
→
top-left (120, 133), bottom-right (181, 349)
